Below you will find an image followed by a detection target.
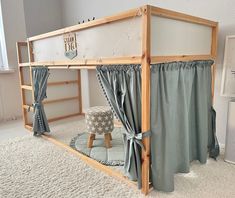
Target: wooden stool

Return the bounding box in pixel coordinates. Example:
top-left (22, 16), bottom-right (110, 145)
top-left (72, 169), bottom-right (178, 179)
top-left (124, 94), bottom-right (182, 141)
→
top-left (85, 106), bottom-right (114, 148)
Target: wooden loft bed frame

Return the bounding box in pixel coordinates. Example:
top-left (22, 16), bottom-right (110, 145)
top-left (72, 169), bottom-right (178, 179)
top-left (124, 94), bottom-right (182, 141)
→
top-left (16, 5), bottom-right (218, 195)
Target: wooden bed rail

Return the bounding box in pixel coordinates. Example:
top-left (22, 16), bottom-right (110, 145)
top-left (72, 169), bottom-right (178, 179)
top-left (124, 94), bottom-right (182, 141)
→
top-left (27, 5), bottom-right (217, 43)
top-left (151, 6), bottom-right (217, 27)
top-left (18, 55), bottom-right (215, 68)
top-left (18, 56), bottom-right (142, 67)
top-left (151, 55), bottom-right (215, 63)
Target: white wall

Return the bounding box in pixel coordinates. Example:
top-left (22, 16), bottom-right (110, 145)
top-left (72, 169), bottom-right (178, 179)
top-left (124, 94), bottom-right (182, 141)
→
top-left (23, 0), bottom-right (62, 37)
top-left (61, 0), bottom-right (235, 144)
top-left (0, 0), bottom-right (27, 121)
top-left (0, 0), bottom-right (63, 122)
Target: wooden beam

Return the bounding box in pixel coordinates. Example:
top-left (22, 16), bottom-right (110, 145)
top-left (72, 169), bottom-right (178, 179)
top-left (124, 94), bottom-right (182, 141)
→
top-left (141, 5), bottom-right (151, 195)
top-left (27, 40), bottom-right (34, 62)
top-left (25, 124), bottom-right (33, 131)
top-left (47, 66), bottom-right (69, 69)
top-left (151, 6), bottom-right (217, 27)
top-left (151, 55), bottom-right (214, 64)
top-left (29, 56), bottom-right (142, 66)
top-left (16, 42), bottom-right (23, 64)
top-left (48, 80), bottom-right (78, 86)
top-left (23, 104), bottom-right (33, 112)
top-left (17, 42), bottom-right (29, 126)
top-left (25, 113), bottom-right (82, 125)
top-left (28, 40), bottom-right (35, 119)
top-left (211, 23), bottom-right (218, 102)
top-left (69, 66), bottom-right (97, 70)
top-left (18, 71), bottom-right (28, 123)
top-left (47, 113), bottom-right (81, 123)
top-left (211, 24), bottom-right (218, 58)
top-left (21, 85), bottom-right (32, 90)
top-left (18, 57), bottom-right (142, 68)
top-left (28, 8), bottom-right (142, 41)
top-left (77, 70), bottom-right (82, 114)
top-left (43, 96), bottom-right (79, 104)
top-left (19, 63), bottom-right (30, 67)
top-left (48, 66), bottom-right (96, 70)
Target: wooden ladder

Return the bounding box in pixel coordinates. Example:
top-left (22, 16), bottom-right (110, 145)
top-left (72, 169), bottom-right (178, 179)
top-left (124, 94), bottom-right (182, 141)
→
top-left (16, 41), bottom-right (83, 132)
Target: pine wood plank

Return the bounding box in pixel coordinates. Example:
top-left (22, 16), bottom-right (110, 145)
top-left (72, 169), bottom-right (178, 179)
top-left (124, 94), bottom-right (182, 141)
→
top-left (17, 56), bottom-right (141, 67)
top-left (151, 6), bottom-right (217, 27)
top-left (17, 42), bottom-right (28, 126)
top-left (43, 96), bottom-right (79, 104)
top-left (77, 70), bottom-right (82, 114)
top-left (211, 24), bottom-right (218, 102)
top-left (25, 124), bottom-right (33, 131)
top-left (151, 55), bottom-right (214, 63)
top-left (47, 113), bottom-right (81, 123)
top-left (48, 80), bottom-right (78, 86)
top-left (29, 56), bottom-right (142, 66)
top-left (23, 105), bottom-right (33, 112)
top-left (21, 85), bottom-right (32, 90)
top-left (19, 63), bottom-right (30, 67)
top-left (141, 5), bottom-right (151, 195)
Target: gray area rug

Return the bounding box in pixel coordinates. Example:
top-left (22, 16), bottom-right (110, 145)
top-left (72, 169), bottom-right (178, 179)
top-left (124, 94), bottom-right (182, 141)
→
top-left (70, 128), bottom-right (125, 166)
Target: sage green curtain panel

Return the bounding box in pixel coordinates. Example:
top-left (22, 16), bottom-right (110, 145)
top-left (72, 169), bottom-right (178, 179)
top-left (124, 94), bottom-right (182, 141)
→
top-left (32, 67), bottom-right (50, 136)
top-left (96, 61), bottom-right (219, 192)
top-left (96, 65), bottom-right (145, 188)
top-left (150, 60), bottom-right (219, 192)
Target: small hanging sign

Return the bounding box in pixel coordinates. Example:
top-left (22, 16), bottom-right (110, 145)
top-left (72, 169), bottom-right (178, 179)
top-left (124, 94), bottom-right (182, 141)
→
top-left (64, 33), bottom-right (77, 59)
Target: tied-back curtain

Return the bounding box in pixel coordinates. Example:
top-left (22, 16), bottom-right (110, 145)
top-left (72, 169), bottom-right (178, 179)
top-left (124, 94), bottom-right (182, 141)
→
top-left (32, 67), bottom-right (50, 136)
top-left (96, 65), bottom-right (145, 188)
top-left (150, 60), bottom-right (219, 192)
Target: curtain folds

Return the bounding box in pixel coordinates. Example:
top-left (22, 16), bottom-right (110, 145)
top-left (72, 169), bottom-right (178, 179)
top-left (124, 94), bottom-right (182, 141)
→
top-left (96, 60), bottom-right (219, 192)
top-left (96, 65), bottom-right (145, 188)
top-left (32, 67), bottom-right (50, 136)
top-left (150, 60), bottom-right (219, 192)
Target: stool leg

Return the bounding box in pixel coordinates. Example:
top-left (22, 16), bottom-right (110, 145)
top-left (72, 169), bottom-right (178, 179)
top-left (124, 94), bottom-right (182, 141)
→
top-left (104, 133), bottom-right (112, 148)
top-left (109, 133), bottom-right (112, 140)
top-left (87, 133), bottom-right (95, 148)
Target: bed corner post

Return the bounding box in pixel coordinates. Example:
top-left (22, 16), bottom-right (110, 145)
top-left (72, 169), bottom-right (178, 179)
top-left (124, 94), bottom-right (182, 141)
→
top-left (211, 22), bottom-right (218, 103)
top-left (141, 5), bottom-right (151, 195)
top-left (27, 39), bottom-right (35, 106)
top-left (77, 70), bottom-right (83, 114)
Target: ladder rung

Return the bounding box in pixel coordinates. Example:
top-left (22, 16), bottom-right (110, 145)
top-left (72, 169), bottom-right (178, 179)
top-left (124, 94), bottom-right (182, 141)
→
top-left (19, 62), bottom-right (30, 67)
top-left (25, 124), bottom-right (33, 131)
top-left (21, 85), bottom-right (32, 90)
top-left (48, 80), bottom-right (78, 86)
top-left (22, 96), bottom-right (79, 110)
top-left (23, 105), bottom-right (33, 112)
top-left (43, 96), bottom-right (79, 104)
